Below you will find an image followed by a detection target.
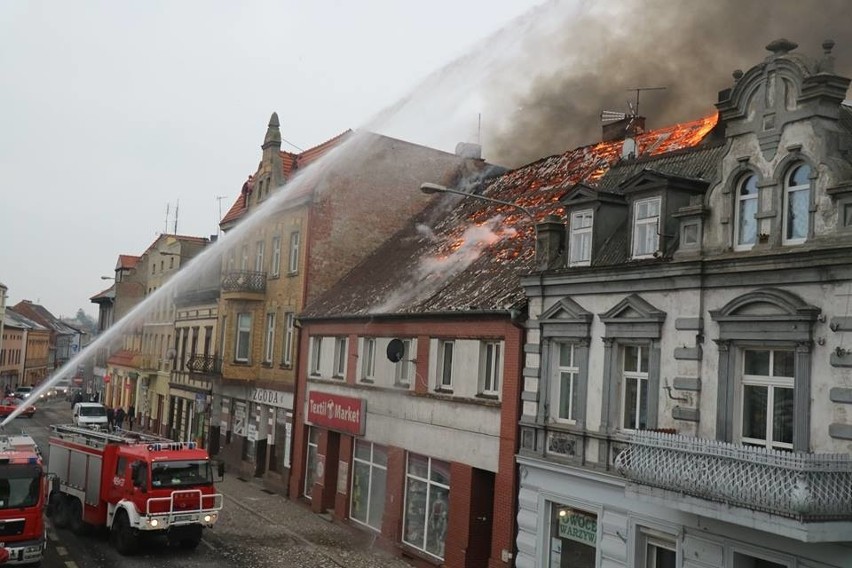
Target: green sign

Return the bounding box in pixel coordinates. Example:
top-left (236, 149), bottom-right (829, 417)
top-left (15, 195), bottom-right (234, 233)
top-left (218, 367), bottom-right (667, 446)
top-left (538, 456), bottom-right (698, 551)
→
top-left (558, 509), bottom-right (597, 547)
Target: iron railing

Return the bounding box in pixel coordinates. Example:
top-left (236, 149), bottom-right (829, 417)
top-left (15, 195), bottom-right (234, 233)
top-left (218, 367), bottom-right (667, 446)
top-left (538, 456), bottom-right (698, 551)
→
top-left (221, 270), bottom-right (266, 293)
top-left (614, 431), bottom-right (852, 521)
top-left (186, 355), bottom-right (222, 375)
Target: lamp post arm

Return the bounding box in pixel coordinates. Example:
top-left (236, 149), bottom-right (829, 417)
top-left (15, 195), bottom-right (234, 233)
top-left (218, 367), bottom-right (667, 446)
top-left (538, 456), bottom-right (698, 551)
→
top-left (420, 183), bottom-right (536, 223)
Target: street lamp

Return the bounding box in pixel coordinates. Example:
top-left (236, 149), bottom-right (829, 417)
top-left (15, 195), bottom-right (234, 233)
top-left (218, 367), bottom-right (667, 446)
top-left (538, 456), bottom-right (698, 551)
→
top-left (419, 183), bottom-right (537, 223)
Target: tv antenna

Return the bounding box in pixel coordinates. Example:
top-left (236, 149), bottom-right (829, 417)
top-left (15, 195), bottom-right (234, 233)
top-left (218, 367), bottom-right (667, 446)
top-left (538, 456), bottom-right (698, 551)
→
top-left (627, 86), bottom-right (666, 118)
top-left (215, 195), bottom-right (228, 235)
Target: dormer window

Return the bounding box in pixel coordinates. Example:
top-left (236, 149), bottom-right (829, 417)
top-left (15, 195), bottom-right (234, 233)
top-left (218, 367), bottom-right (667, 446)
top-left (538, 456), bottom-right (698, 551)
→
top-left (783, 164), bottom-right (811, 245)
top-left (569, 210), bottom-right (593, 266)
top-left (632, 197), bottom-right (661, 258)
top-left (735, 174), bottom-right (758, 250)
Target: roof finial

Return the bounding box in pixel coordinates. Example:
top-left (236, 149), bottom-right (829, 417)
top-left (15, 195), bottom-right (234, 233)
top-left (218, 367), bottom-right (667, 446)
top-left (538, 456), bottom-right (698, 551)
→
top-left (766, 38), bottom-right (798, 57)
top-left (263, 112), bottom-right (282, 150)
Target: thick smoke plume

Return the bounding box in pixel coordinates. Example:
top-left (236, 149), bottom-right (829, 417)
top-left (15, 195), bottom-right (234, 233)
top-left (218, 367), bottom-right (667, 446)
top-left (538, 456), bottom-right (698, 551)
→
top-left (483, 0), bottom-right (852, 167)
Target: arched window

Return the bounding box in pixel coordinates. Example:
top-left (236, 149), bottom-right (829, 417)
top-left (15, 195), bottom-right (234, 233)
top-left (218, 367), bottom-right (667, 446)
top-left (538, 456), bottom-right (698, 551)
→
top-left (782, 164), bottom-right (811, 245)
top-left (734, 174), bottom-right (758, 250)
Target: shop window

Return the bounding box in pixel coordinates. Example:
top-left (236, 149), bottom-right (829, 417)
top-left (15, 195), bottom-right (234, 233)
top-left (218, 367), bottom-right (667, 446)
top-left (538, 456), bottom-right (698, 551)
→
top-left (548, 504), bottom-right (597, 567)
top-left (304, 427), bottom-right (319, 499)
top-left (403, 454), bottom-right (450, 560)
top-left (350, 440), bottom-right (387, 531)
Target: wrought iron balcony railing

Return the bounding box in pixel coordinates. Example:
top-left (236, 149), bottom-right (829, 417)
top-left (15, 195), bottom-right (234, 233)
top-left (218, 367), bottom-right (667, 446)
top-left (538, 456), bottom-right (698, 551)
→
top-left (221, 270), bottom-right (266, 294)
top-left (186, 354), bottom-right (222, 375)
top-left (614, 431), bottom-right (852, 521)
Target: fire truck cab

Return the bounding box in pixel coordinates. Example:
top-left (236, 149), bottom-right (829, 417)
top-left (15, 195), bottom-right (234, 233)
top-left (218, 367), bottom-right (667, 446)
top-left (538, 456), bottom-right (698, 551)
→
top-left (0, 434), bottom-right (48, 566)
top-left (48, 425), bottom-right (223, 555)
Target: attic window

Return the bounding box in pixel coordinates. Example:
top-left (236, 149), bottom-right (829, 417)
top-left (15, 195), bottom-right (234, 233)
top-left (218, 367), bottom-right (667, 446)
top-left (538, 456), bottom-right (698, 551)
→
top-left (569, 210), bottom-right (593, 266)
top-left (632, 197), bottom-right (661, 259)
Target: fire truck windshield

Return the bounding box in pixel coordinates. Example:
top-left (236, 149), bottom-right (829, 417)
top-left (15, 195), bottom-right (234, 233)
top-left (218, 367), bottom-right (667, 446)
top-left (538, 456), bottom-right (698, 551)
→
top-left (0, 464), bottom-right (41, 509)
top-left (150, 460), bottom-right (212, 488)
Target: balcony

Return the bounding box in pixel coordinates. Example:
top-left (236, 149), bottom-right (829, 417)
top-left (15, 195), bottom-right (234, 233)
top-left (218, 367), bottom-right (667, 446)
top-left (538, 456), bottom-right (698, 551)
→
top-left (186, 355), bottom-right (222, 376)
top-left (221, 270), bottom-right (266, 301)
top-left (614, 431), bottom-right (852, 541)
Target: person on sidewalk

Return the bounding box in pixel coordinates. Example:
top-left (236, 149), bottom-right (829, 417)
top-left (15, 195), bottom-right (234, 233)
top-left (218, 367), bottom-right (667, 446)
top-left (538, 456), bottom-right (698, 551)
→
top-left (127, 405), bottom-right (135, 430)
top-left (106, 406), bottom-right (115, 431)
top-left (115, 406), bottom-right (126, 430)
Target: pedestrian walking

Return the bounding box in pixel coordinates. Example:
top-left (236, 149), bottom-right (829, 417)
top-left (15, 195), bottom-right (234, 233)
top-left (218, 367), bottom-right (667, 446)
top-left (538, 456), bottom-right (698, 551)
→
top-left (127, 405), bottom-right (135, 431)
top-left (72, 391), bottom-right (83, 409)
top-left (115, 406), bottom-right (126, 430)
top-left (106, 406), bottom-right (115, 431)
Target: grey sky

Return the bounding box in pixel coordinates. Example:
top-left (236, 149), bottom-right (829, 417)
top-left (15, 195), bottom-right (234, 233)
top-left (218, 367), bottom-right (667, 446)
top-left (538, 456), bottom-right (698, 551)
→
top-left (0, 0), bottom-right (544, 318)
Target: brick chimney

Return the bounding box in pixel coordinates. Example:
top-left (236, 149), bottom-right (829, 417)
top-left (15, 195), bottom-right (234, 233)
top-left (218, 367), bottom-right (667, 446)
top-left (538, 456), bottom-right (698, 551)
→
top-left (535, 215), bottom-right (566, 270)
top-left (602, 116), bottom-right (645, 142)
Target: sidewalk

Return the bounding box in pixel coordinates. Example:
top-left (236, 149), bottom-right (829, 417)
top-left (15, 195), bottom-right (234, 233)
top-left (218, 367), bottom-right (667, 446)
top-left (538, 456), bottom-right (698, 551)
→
top-left (211, 473), bottom-right (410, 568)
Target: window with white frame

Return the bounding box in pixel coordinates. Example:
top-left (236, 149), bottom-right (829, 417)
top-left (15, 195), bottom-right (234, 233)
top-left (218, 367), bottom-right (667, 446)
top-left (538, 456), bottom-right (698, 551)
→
top-left (735, 174), bottom-right (759, 249)
top-left (255, 240), bottom-right (265, 272)
top-left (438, 340), bottom-right (454, 390)
top-left (235, 313), bottom-right (252, 362)
top-left (480, 341), bottom-right (502, 396)
top-left (361, 338), bottom-right (376, 381)
top-left (569, 209), bottom-right (593, 266)
top-left (288, 231), bottom-right (300, 274)
top-left (263, 313), bottom-right (275, 363)
top-left (739, 349), bottom-right (794, 450)
top-left (333, 337), bottom-right (347, 378)
top-left (304, 427), bottom-right (319, 498)
top-left (271, 236), bottom-right (281, 276)
top-left (632, 197), bottom-right (661, 258)
top-left (783, 164), bottom-right (811, 245)
top-left (240, 244), bottom-right (249, 270)
top-left (310, 337), bottom-right (322, 376)
top-left (403, 454), bottom-right (450, 560)
top-left (394, 339), bottom-right (413, 386)
top-left (281, 312), bottom-right (294, 366)
top-left (732, 550), bottom-right (789, 568)
top-left (350, 440), bottom-right (387, 531)
top-left (622, 344), bottom-right (649, 430)
top-left (556, 343), bottom-right (580, 422)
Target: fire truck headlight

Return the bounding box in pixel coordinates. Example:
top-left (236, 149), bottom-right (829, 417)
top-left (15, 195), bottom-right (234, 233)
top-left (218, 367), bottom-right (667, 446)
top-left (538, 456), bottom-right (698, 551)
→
top-left (149, 518), bottom-right (159, 527)
top-left (203, 513), bottom-right (217, 524)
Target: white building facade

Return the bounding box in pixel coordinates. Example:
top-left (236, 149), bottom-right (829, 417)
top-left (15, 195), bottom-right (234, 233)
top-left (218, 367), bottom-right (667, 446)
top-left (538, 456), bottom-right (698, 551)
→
top-left (516, 39), bottom-right (852, 568)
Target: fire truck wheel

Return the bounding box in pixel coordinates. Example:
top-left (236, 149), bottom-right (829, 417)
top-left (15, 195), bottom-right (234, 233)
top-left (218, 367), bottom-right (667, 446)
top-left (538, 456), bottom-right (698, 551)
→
top-left (110, 510), bottom-right (139, 556)
top-left (68, 499), bottom-right (90, 535)
top-left (51, 494), bottom-right (70, 529)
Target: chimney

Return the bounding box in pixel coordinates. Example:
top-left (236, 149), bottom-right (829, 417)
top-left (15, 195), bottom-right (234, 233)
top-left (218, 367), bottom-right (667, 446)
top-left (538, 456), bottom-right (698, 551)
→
top-left (602, 116), bottom-right (645, 142)
top-left (535, 215), bottom-right (566, 270)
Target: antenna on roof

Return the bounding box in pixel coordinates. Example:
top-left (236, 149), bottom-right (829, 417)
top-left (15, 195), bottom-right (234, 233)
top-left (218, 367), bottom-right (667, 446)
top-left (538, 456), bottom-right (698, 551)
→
top-left (627, 86), bottom-right (667, 118)
top-left (173, 199), bottom-right (179, 234)
top-left (164, 203), bottom-right (170, 234)
top-left (215, 196), bottom-right (228, 236)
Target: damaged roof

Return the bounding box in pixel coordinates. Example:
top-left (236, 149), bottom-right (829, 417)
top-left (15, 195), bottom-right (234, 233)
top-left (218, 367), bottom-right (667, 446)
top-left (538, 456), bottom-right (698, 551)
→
top-left (301, 114), bottom-right (718, 319)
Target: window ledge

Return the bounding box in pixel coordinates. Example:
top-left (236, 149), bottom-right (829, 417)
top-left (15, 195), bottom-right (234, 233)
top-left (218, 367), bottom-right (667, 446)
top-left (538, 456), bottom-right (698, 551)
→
top-left (476, 393), bottom-right (500, 401)
top-left (434, 387), bottom-right (454, 394)
top-left (360, 378), bottom-right (374, 384)
top-left (261, 362), bottom-right (273, 368)
top-left (393, 381), bottom-right (411, 389)
top-left (279, 363), bottom-right (293, 370)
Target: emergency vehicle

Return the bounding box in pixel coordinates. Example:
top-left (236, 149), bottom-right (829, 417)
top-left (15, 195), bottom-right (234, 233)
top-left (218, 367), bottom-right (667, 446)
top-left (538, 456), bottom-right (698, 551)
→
top-left (47, 424), bottom-right (223, 555)
top-left (0, 434), bottom-right (48, 565)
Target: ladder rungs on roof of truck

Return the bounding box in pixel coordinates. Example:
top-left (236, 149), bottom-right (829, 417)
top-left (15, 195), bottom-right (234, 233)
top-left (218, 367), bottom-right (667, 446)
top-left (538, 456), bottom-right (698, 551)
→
top-left (50, 424), bottom-right (173, 449)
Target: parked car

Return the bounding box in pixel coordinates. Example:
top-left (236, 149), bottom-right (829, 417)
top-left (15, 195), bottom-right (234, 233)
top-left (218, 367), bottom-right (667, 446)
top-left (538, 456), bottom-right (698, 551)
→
top-left (52, 379), bottom-right (72, 396)
top-left (14, 386), bottom-right (33, 400)
top-left (72, 402), bottom-right (108, 428)
top-left (0, 397), bottom-right (36, 419)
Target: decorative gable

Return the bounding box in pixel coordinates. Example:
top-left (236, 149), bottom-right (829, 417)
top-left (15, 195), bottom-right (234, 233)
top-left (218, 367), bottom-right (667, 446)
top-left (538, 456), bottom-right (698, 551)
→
top-left (540, 297), bottom-right (593, 338)
top-left (600, 294), bottom-right (666, 339)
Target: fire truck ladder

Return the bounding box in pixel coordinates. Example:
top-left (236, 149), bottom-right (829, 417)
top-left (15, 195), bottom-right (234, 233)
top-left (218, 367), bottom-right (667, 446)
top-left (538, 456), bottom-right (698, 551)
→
top-left (50, 424), bottom-right (172, 450)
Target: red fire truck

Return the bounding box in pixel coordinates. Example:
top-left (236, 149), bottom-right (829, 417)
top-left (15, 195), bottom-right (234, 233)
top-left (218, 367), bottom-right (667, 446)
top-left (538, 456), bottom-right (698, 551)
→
top-left (47, 424), bottom-right (223, 555)
top-left (0, 434), bottom-right (48, 565)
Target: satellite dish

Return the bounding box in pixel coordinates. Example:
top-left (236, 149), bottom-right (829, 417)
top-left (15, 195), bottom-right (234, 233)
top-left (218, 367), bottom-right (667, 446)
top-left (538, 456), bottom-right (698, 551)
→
top-left (386, 339), bottom-right (405, 363)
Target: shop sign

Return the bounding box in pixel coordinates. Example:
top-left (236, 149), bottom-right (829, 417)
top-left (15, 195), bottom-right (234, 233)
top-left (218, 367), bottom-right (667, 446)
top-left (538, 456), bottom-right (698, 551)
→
top-left (307, 391), bottom-right (365, 436)
top-left (234, 402), bottom-right (247, 437)
top-left (558, 509), bottom-right (597, 547)
top-left (247, 423), bottom-right (258, 442)
top-left (250, 387), bottom-right (293, 409)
